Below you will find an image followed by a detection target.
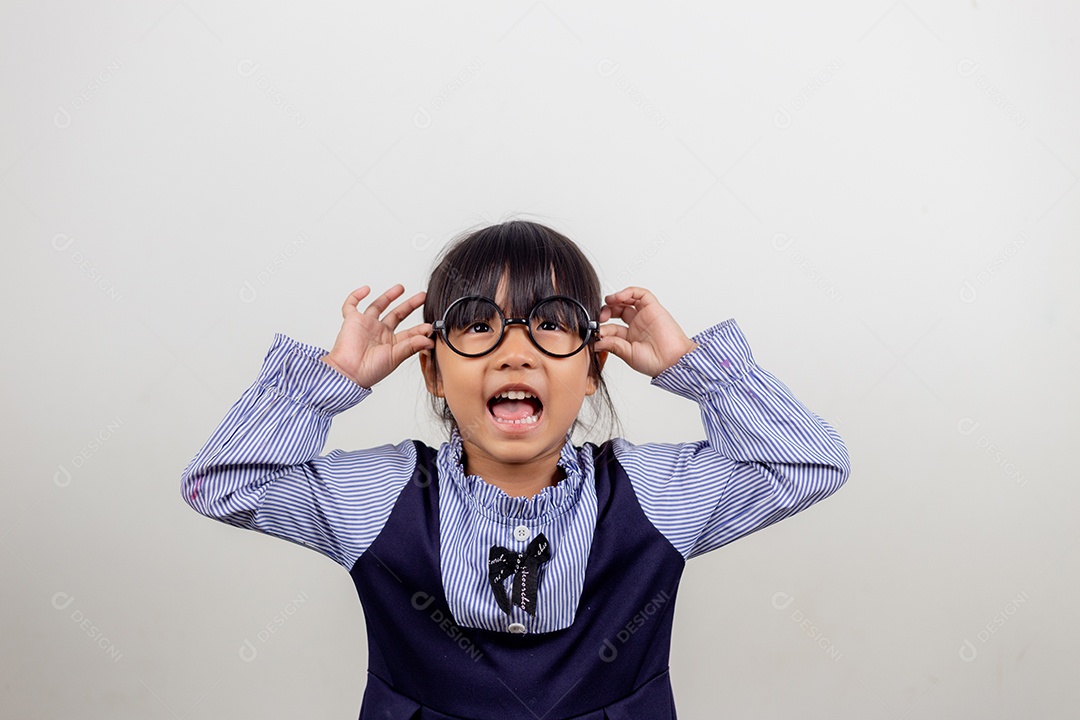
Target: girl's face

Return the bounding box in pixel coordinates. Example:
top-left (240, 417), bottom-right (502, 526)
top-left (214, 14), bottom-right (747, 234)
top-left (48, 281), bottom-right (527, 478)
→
top-left (420, 277), bottom-right (607, 476)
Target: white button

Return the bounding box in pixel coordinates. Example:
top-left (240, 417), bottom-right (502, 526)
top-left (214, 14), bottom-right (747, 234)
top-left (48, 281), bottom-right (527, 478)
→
top-left (507, 622), bottom-right (526, 634)
top-left (514, 525), bottom-right (530, 541)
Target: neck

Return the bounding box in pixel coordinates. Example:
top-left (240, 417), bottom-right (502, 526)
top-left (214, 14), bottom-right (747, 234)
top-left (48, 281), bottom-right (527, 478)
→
top-left (460, 444), bottom-right (567, 498)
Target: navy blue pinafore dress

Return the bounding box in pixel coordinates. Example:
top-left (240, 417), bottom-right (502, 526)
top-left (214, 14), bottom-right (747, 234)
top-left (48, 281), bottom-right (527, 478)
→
top-left (348, 438), bottom-right (687, 719)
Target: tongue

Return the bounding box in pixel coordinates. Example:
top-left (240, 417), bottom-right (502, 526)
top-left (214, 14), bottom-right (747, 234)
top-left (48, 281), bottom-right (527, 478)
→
top-left (490, 398), bottom-right (539, 421)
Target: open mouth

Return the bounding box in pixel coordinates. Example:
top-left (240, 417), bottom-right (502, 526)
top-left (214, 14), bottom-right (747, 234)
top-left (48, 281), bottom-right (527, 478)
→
top-left (487, 389), bottom-right (544, 426)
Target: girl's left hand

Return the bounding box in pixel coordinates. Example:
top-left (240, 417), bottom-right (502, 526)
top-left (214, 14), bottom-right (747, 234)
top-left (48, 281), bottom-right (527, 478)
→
top-left (594, 287), bottom-right (699, 378)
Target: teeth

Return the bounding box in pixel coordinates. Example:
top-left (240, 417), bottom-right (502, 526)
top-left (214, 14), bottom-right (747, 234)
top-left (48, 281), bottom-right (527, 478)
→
top-left (489, 389), bottom-right (542, 425)
top-left (494, 389), bottom-right (537, 401)
top-left (493, 412), bottom-right (540, 425)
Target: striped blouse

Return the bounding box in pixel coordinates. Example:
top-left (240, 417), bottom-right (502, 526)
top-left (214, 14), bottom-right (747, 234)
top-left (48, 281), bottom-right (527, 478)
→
top-left (180, 318), bottom-right (850, 635)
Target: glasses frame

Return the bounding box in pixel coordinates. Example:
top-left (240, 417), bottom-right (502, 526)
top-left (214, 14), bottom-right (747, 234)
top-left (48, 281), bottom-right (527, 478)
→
top-left (430, 294), bottom-right (600, 358)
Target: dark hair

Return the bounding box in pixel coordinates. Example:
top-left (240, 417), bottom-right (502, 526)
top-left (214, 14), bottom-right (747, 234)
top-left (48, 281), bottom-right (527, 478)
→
top-left (422, 219), bottom-right (622, 445)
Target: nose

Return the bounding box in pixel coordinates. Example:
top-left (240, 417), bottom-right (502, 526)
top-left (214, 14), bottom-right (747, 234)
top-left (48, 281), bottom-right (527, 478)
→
top-left (492, 323), bottom-right (538, 365)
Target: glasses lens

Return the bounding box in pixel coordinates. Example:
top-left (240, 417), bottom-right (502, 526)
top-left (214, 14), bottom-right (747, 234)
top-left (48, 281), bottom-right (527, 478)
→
top-left (530, 298), bottom-right (589, 356)
top-left (445, 298), bottom-right (502, 355)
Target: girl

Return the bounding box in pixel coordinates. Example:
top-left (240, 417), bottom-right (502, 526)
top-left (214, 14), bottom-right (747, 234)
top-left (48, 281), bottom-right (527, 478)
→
top-left (181, 220), bottom-right (850, 719)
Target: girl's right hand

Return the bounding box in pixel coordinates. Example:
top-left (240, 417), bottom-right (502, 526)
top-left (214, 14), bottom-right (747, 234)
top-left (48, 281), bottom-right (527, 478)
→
top-left (320, 285), bottom-right (434, 389)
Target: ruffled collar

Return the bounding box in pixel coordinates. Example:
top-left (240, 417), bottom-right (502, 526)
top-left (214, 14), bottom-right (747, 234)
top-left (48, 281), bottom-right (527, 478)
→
top-left (438, 426), bottom-right (588, 522)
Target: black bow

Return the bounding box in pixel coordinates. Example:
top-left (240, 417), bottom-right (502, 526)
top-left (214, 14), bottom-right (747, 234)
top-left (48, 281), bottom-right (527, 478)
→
top-left (488, 533), bottom-right (551, 617)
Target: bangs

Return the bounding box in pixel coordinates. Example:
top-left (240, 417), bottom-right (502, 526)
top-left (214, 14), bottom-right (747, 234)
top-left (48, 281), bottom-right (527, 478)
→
top-left (424, 221), bottom-right (600, 323)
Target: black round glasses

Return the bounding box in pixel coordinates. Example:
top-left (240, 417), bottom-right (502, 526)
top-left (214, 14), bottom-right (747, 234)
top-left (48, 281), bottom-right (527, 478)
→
top-left (430, 295), bottom-right (599, 358)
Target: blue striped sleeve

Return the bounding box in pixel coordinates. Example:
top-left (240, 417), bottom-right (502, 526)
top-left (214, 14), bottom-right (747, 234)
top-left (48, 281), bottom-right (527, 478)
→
top-left (613, 318), bottom-right (850, 560)
top-left (179, 333), bottom-right (417, 569)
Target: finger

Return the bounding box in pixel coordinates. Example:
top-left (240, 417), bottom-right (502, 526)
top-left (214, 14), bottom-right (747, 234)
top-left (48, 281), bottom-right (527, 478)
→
top-left (364, 284), bottom-right (406, 318)
top-left (602, 302), bottom-right (629, 319)
top-left (393, 322), bottom-right (434, 345)
top-left (391, 328), bottom-right (437, 367)
top-left (343, 286), bottom-right (372, 318)
top-left (603, 287), bottom-right (646, 311)
top-left (597, 323), bottom-right (629, 342)
top-left (604, 303), bottom-right (638, 326)
top-left (604, 287), bottom-right (655, 324)
top-left (383, 290), bottom-right (427, 330)
top-left (605, 286), bottom-right (652, 305)
top-left (593, 332), bottom-right (632, 363)
top-left (603, 288), bottom-right (635, 306)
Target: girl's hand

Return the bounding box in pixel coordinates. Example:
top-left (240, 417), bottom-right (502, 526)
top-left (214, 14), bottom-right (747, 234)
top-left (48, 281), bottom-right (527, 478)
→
top-left (594, 287), bottom-right (699, 378)
top-left (320, 285), bottom-right (434, 389)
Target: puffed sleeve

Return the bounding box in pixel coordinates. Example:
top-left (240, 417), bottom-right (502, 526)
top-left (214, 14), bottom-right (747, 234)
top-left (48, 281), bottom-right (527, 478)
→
top-left (180, 333), bottom-right (417, 569)
top-left (613, 319), bottom-right (850, 560)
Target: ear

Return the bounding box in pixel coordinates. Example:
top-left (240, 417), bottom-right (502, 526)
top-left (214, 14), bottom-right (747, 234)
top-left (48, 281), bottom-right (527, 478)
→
top-left (419, 348), bottom-right (444, 397)
top-left (584, 350), bottom-right (609, 396)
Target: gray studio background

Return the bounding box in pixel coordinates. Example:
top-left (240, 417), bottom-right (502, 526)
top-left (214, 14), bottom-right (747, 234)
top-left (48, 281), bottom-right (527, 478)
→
top-left (2, 1), bottom-right (1077, 718)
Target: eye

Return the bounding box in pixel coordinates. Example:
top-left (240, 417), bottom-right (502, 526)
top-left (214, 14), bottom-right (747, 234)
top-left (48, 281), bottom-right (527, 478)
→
top-left (466, 321), bottom-right (493, 333)
top-left (537, 320), bottom-right (563, 332)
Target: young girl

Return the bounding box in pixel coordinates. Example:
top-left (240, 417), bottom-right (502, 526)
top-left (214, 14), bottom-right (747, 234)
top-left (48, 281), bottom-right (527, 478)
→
top-left (181, 220), bottom-right (850, 719)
